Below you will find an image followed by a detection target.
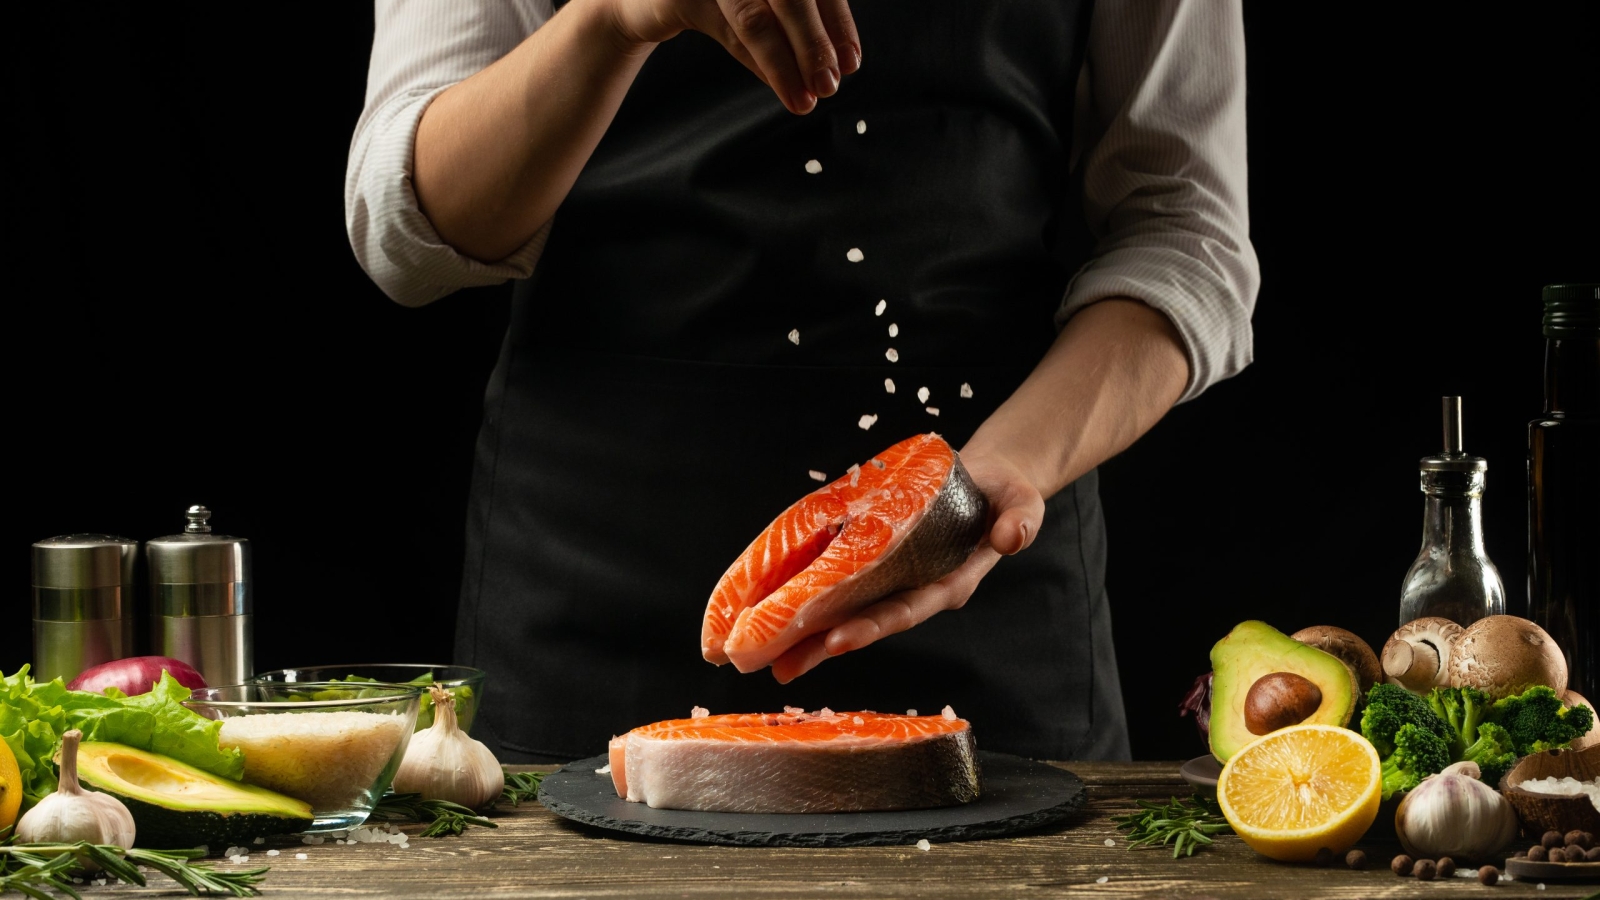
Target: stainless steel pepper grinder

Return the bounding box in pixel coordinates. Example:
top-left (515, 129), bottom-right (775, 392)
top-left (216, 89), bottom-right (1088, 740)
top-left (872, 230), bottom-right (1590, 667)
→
top-left (31, 534), bottom-right (138, 681)
top-left (146, 506), bottom-right (253, 686)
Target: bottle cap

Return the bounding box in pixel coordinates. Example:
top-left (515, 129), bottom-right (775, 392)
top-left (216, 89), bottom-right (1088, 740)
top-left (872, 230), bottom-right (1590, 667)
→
top-left (1420, 396), bottom-right (1487, 475)
top-left (1542, 283), bottom-right (1600, 337)
top-left (32, 534), bottom-right (138, 621)
top-left (146, 506), bottom-right (252, 617)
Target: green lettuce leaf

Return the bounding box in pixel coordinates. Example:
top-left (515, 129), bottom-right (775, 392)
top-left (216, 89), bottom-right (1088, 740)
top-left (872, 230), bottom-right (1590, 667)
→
top-left (1, 666), bottom-right (245, 809)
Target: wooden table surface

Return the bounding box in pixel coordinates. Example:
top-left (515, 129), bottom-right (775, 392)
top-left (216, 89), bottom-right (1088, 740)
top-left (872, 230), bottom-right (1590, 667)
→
top-left (131, 762), bottom-right (1599, 899)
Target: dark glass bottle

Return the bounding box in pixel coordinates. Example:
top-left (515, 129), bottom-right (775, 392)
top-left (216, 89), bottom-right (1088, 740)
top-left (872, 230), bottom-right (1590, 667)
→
top-left (1528, 283), bottom-right (1600, 703)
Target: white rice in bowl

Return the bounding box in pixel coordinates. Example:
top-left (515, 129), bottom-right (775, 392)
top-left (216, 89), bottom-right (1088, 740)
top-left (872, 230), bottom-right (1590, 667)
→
top-left (220, 711), bottom-right (409, 809)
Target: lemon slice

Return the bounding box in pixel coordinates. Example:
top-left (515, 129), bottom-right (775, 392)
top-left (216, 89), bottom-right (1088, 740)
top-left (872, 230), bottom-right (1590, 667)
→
top-left (1216, 723), bottom-right (1381, 862)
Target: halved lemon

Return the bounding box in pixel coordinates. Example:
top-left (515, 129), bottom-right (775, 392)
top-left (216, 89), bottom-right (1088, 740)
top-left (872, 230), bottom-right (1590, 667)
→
top-left (1216, 723), bottom-right (1381, 862)
top-left (0, 737), bottom-right (22, 833)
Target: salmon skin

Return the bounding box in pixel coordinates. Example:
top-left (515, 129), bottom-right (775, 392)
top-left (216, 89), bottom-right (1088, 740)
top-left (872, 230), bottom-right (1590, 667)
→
top-left (702, 433), bottom-right (988, 674)
top-left (608, 707), bottom-right (981, 813)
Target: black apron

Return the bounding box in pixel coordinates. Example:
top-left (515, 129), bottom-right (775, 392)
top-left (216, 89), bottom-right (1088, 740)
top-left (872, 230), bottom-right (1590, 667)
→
top-left (455, 0), bottom-right (1130, 763)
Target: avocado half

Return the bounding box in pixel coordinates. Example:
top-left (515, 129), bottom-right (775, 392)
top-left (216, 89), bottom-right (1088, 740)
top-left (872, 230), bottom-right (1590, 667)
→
top-left (1208, 620), bottom-right (1360, 762)
top-left (76, 742), bottom-right (314, 848)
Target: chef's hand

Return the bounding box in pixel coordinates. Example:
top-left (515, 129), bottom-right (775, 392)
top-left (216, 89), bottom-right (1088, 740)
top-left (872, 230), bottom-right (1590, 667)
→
top-left (606, 0), bottom-right (860, 114)
top-left (768, 449), bottom-right (1045, 684)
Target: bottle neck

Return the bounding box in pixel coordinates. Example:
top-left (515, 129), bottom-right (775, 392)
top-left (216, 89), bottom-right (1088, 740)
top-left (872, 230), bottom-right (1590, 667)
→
top-left (1545, 336), bottom-right (1600, 415)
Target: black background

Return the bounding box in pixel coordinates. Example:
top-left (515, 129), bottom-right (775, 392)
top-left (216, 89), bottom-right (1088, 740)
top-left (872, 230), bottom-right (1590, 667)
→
top-left (8, 4), bottom-right (1597, 761)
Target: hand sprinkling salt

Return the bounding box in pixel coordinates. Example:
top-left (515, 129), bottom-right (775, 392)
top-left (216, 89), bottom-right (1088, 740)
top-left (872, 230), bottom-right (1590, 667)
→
top-left (787, 328), bottom-right (799, 345)
top-left (804, 159), bottom-right (822, 174)
top-left (885, 348), bottom-right (899, 362)
top-left (808, 470), bottom-right (827, 482)
top-left (960, 382), bottom-right (974, 398)
top-left (884, 378), bottom-right (896, 394)
top-left (846, 247), bottom-right (865, 263)
top-left (916, 386), bottom-right (930, 403)
top-left (925, 406), bottom-right (940, 416)
top-left (875, 299), bottom-right (886, 316)
top-left (888, 323), bottom-right (898, 337)
top-left (857, 414), bottom-right (878, 431)
top-left (856, 119), bottom-right (867, 134)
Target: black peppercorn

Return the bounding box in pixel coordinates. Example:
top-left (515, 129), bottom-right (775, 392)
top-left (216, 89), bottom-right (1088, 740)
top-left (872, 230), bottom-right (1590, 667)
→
top-left (1585, 846), bottom-right (1600, 862)
top-left (1345, 849), bottom-right (1367, 870)
top-left (1542, 829), bottom-right (1564, 849)
top-left (1436, 857), bottom-right (1456, 878)
top-left (1477, 865), bottom-right (1499, 886)
top-left (1413, 858), bottom-right (1436, 881)
top-left (1312, 847), bottom-right (1336, 867)
top-left (1391, 854), bottom-right (1413, 876)
top-left (1528, 844), bottom-right (1548, 862)
top-left (1565, 829), bottom-right (1585, 847)
top-left (1548, 848), bottom-right (1566, 863)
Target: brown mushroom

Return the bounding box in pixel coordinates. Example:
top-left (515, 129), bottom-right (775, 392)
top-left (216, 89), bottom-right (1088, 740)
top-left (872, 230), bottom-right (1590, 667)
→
top-left (1565, 689), bottom-right (1598, 752)
top-left (1447, 615), bottom-right (1567, 699)
top-left (1382, 617), bottom-right (1465, 693)
top-left (1293, 626), bottom-right (1381, 695)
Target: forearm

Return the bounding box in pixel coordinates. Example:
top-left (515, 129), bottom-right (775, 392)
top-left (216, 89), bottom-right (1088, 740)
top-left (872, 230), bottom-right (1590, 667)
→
top-left (413, 0), bottom-right (651, 263)
top-left (965, 299), bottom-right (1189, 500)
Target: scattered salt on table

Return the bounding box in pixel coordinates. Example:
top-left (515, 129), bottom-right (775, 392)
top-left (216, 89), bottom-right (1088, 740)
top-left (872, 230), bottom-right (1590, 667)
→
top-left (253, 836), bottom-right (266, 845)
top-left (1095, 876), bottom-right (1109, 884)
top-left (595, 763), bottom-right (612, 775)
top-left (916, 386), bottom-right (930, 403)
top-left (885, 348), bottom-right (899, 362)
top-left (846, 248), bottom-right (865, 263)
top-left (856, 119), bottom-right (867, 134)
top-left (267, 850), bottom-right (280, 857)
top-left (295, 853), bottom-right (308, 860)
top-left (875, 299), bottom-right (886, 316)
top-left (925, 406), bottom-right (940, 416)
top-left (1104, 838), bottom-right (1115, 847)
top-left (916, 839), bottom-right (931, 851)
top-left (941, 705), bottom-right (957, 720)
top-left (808, 470), bottom-right (827, 481)
top-left (787, 328), bottom-right (800, 345)
top-left (857, 414), bottom-right (878, 431)
top-left (888, 323), bottom-right (898, 338)
top-left (804, 159), bottom-right (822, 174)
top-left (960, 382), bottom-right (973, 398)
top-left (884, 378), bottom-right (896, 394)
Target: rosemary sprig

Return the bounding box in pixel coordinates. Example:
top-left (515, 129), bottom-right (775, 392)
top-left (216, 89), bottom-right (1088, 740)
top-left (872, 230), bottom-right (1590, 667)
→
top-left (0, 841), bottom-right (267, 897)
top-left (500, 769), bottom-right (545, 807)
top-left (370, 792), bottom-right (498, 837)
top-left (1109, 794), bottom-right (1232, 858)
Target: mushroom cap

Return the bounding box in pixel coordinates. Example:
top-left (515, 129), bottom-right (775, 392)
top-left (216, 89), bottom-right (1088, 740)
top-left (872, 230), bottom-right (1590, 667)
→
top-left (1447, 615), bottom-right (1568, 699)
top-left (1382, 617), bottom-right (1466, 692)
top-left (1564, 689), bottom-right (1598, 751)
top-left (1291, 626), bottom-right (1382, 694)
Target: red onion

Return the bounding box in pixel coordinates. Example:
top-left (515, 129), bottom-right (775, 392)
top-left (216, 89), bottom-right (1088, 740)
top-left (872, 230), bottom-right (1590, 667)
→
top-left (67, 657), bottom-right (207, 696)
top-left (1178, 671), bottom-right (1213, 741)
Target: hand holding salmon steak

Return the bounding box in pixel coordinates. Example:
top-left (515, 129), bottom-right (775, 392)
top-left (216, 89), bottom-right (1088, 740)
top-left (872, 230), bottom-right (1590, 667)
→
top-left (701, 433), bottom-right (989, 675)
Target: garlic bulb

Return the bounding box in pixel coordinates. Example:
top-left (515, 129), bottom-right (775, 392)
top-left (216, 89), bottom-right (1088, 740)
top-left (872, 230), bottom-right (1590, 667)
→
top-left (393, 685), bottom-right (504, 811)
top-left (16, 730), bottom-right (136, 849)
top-left (1395, 761), bottom-right (1518, 862)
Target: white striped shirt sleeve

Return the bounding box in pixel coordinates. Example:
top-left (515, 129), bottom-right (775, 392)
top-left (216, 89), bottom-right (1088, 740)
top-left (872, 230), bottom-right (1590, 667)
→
top-left (1060, 0), bottom-right (1259, 402)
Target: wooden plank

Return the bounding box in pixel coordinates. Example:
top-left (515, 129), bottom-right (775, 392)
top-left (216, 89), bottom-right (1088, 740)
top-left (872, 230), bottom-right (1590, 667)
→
top-left (106, 763), bottom-right (1595, 899)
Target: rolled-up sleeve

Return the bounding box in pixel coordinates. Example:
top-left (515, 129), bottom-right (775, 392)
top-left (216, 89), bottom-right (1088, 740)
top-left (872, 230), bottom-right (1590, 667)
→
top-left (1059, 0), bottom-right (1260, 402)
top-left (345, 0), bottom-right (555, 307)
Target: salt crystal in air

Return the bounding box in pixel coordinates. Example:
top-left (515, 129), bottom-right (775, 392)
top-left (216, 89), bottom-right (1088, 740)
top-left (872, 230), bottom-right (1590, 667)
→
top-left (691, 706), bottom-right (710, 719)
top-left (875, 299), bottom-right (886, 316)
top-left (941, 705), bottom-right (957, 721)
top-left (888, 323), bottom-right (898, 338)
top-left (960, 382), bottom-right (973, 398)
top-left (916, 386), bottom-right (930, 403)
top-left (595, 763), bottom-right (612, 775)
top-left (925, 406), bottom-right (940, 416)
top-left (857, 414), bottom-right (878, 431)
top-left (856, 120), bottom-right (867, 134)
top-left (846, 248), bottom-right (864, 263)
top-left (808, 470), bottom-right (827, 482)
top-left (804, 159), bottom-right (822, 174)
top-left (884, 378), bottom-right (896, 394)
top-left (916, 839), bottom-right (931, 851)
top-left (788, 328), bottom-right (800, 345)
top-left (885, 348), bottom-right (899, 363)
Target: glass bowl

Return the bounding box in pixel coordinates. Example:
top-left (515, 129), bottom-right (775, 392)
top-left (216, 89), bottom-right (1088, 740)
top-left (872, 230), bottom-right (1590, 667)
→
top-left (185, 683), bottom-right (421, 832)
top-left (248, 664), bottom-right (487, 734)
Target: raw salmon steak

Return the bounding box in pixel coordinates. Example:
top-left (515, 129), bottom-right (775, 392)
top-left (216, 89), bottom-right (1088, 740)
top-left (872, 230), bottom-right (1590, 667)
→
top-left (703, 433), bottom-right (988, 674)
top-left (608, 707), bottom-right (981, 813)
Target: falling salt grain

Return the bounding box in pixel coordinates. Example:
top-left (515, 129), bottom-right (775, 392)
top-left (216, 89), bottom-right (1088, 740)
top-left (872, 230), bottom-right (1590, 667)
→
top-left (884, 378), bottom-right (896, 394)
top-left (856, 119), bottom-right (867, 134)
top-left (787, 328), bottom-right (800, 345)
top-left (295, 853), bottom-right (308, 860)
top-left (875, 299), bottom-right (886, 316)
top-left (916, 386), bottom-right (930, 403)
top-left (888, 323), bottom-right (899, 338)
top-left (885, 348), bottom-right (899, 363)
top-left (941, 705), bottom-right (957, 721)
top-left (1096, 876), bottom-right (1109, 884)
top-left (846, 248), bottom-right (865, 263)
top-left (804, 159), bottom-right (822, 174)
top-left (595, 763), bottom-right (612, 775)
top-left (857, 414), bottom-right (878, 431)
top-left (809, 470), bottom-right (827, 482)
top-left (960, 382), bottom-right (973, 398)
top-left (916, 839), bottom-right (931, 851)
top-left (925, 406), bottom-right (940, 416)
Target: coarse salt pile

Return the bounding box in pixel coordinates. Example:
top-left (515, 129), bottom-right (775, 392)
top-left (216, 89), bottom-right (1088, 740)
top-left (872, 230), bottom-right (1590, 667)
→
top-left (1518, 775), bottom-right (1600, 811)
top-left (219, 711), bottom-right (409, 810)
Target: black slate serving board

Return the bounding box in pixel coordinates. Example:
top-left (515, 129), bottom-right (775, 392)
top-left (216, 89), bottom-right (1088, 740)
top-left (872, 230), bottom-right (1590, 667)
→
top-left (537, 751), bottom-right (1087, 847)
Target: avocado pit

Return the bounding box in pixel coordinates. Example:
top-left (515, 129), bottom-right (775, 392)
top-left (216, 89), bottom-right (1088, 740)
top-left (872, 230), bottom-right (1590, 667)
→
top-left (1245, 672), bottom-right (1323, 735)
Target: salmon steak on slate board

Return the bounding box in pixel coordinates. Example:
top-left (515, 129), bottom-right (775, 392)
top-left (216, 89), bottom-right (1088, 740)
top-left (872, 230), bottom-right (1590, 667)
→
top-left (702, 433), bottom-right (989, 674)
top-left (608, 707), bottom-right (981, 813)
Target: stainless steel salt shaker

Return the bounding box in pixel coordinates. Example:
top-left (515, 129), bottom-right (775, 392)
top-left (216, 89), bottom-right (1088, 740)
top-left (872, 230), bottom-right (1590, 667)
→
top-left (147, 506), bottom-right (252, 686)
top-left (31, 534), bottom-right (138, 682)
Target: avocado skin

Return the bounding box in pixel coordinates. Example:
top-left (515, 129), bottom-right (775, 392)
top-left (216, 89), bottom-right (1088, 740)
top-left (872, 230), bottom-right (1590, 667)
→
top-left (107, 793), bottom-right (314, 849)
top-left (1208, 620), bottom-right (1360, 763)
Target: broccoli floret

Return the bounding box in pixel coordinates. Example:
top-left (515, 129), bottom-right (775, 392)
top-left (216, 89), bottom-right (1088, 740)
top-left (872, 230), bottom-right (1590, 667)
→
top-left (1488, 685), bottom-right (1596, 755)
top-left (1426, 685), bottom-right (1494, 756)
top-left (1379, 723), bottom-right (1451, 800)
top-left (1362, 683), bottom-right (1452, 758)
top-left (1460, 721), bottom-right (1518, 787)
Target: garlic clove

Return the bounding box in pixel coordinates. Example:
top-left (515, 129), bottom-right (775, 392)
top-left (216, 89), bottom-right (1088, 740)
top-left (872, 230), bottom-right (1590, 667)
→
top-left (1394, 766), bottom-right (1518, 863)
top-left (16, 730), bottom-right (137, 851)
top-left (392, 685), bottom-right (505, 811)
